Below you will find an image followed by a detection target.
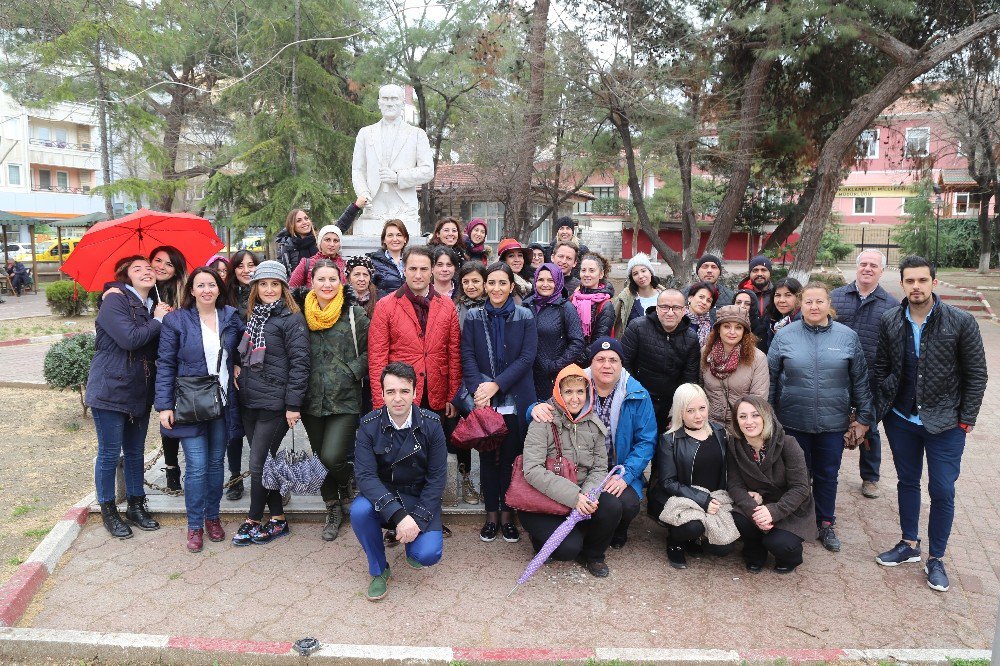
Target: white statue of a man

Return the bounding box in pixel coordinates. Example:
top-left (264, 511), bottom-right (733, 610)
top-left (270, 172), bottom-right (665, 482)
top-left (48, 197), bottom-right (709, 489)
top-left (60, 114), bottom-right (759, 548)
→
top-left (351, 83), bottom-right (435, 237)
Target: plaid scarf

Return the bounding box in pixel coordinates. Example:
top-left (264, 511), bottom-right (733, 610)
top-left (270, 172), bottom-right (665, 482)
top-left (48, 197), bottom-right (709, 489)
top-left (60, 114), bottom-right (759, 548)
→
top-left (239, 300), bottom-right (280, 368)
top-left (595, 385), bottom-right (617, 465)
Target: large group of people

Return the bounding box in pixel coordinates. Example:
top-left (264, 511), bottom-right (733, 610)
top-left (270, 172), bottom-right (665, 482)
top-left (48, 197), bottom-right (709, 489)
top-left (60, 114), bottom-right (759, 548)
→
top-left (85, 211), bottom-right (986, 601)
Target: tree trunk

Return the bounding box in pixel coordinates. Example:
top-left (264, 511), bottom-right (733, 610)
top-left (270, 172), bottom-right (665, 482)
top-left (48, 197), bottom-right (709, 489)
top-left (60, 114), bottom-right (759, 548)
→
top-left (762, 168), bottom-right (821, 251)
top-left (675, 139), bottom-right (701, 279)
top-left (789, 13), bottom-right (1000, 281)
top-left (704, 14), bottom-right (779, 256)
top-left (157, 87), bottom-right (187, 212)
top-left (610, 111), bottom-right (682, 276)
top-left (92, 38), bottom-right (114, 219)
top-left (288, 0), bottom-right (301, 178)
top-left (506, 0), bottom-right (550, 240)
top-left (977, 190), bottom-right (993, 272)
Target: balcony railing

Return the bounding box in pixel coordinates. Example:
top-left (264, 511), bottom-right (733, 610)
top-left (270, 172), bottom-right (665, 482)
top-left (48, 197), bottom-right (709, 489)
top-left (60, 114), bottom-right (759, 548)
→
top-left (31, 184), bottom-right (92, 194)
top-left (28, 137), bottom-right (99, 152)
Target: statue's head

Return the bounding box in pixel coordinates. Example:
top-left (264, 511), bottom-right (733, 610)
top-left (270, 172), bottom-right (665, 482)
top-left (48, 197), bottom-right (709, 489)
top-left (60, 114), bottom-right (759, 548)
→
top-left (378, 84), bottom-right (405, 122)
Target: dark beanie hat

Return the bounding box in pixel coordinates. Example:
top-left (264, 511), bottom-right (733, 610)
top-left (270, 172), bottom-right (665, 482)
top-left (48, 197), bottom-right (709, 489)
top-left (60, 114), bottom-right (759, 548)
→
top-left (696, 254), bottom-right (722, 271)
top-left (749, 255), bottom-right (773, 272)
top-left (588, 336), bottom-right (624, 362)
top-left (555, 216), bottom-right (576, 231)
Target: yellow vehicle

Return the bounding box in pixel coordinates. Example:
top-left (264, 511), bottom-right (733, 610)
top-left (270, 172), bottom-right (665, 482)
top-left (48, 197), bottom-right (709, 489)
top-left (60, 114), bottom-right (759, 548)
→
top-left (36, 239), bottom-right (81, 262)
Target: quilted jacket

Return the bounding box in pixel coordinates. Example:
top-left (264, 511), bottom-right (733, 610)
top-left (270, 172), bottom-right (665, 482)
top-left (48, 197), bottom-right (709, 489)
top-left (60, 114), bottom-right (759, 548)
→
top-left (521, 293), bottom-right (585, 399)
top-left (237, 302), bottom-right (311, 411)
top-left (620, 311), bottom-right (701, 404)
top-left (368, 288), bottom-right (462, 410)
top-left (830, 282), bottom-right (894, 391)
top-left (874, 295), bottom-right (987, 434)
top-left (768, 317), bottom-right (874, 432)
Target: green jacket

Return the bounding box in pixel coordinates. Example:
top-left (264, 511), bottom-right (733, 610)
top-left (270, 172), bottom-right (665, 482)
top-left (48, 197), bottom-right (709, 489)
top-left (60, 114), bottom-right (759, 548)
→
top-left (304, 305), bottom-right (369, 416)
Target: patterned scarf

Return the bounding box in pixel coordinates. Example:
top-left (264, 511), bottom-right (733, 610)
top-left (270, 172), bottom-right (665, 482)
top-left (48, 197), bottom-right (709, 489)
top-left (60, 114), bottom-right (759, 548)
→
top-left (595, 386), bottom-right (617, 465)
top-left (570, 287), bottom-right (611, 339)
top-left (239, 300), bottom-right (280, 367)
top-left (742, 440), bottom-right (767, 465)
top-left (304, 287), bottom-right (344, 331)
top-left (686, 308), bottom-right (713, 346)
top-left (707, 339), bottom-right (741, 380)
top-left (771, 310), bottom-right (799, 333)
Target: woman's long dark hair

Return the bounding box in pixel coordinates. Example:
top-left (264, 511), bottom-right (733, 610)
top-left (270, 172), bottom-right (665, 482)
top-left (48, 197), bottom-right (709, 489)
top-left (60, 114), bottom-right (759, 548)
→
top-left (765, 277), bottom-right (802, 322)
top-left (225, 250), bottom-right (261, 308)
top-left (149, 245), bottom-right (187, 309)
top-left (181, 267), bottom-right (225, 310)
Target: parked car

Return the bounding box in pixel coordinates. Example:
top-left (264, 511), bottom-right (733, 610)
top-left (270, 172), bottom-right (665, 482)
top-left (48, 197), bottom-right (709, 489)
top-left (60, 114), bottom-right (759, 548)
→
top-left (4, 243), bottom-right (33, 262)
top-left (36, 239), bottom-right (81, 262)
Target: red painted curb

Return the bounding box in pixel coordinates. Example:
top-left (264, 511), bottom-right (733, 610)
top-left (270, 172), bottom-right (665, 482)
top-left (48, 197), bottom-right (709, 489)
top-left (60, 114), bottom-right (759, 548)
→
top-left (0, 338), bottom-right (30, 348)
top-left (453, 647), bottom-right (595, 661)
top-left (61, 507), bottom-right (88, 525)
top-left (740, 649), bottom-right (847, 662)
top-left (0, 562), bottom-right (48, 627)
top-left (167, 636), bottom-right (294, 655)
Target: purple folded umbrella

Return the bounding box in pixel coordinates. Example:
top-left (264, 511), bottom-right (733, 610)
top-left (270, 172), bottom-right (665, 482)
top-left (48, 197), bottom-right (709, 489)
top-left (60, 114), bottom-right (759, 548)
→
top-left (510, 464), bottom-right (625, 594)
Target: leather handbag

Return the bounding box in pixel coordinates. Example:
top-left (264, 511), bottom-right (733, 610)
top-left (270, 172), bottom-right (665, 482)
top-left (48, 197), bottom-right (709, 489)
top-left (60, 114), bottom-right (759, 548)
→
top-left (173, 328), bottom-right (225, 425)
top-left (505, 423), bottom-right (578, 516)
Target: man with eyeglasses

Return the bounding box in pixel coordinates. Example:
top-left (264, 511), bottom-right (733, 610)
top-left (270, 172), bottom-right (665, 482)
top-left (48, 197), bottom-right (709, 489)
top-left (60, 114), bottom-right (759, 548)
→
top-left (621, 289), bottom-right (700, 438)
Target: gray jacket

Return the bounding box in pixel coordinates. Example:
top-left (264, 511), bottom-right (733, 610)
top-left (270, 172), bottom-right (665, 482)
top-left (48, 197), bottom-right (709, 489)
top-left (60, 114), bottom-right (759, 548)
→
top-left (767, 317), bottom-right (875, 433)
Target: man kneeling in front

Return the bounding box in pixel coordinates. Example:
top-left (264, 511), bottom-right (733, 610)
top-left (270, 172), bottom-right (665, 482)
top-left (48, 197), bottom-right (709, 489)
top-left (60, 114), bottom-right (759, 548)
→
top-left (352, 361), bottom-right (447, 601)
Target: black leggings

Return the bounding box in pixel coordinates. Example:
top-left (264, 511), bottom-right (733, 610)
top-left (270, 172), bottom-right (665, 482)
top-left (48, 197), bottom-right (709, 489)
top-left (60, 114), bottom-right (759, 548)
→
top-left (162, 434), bottom-right (180, 468)
top-left (520, 491), bottom-right (623, 561)
top-left (479, 414), bottom-right (522, 512)
top-left (733, 511), bottom-right (803, 568)
top-left (243, 409), bottom-right (288, 522)
top-left (614, 485), bottom-right (641, 541)
top-left (667, 519), bottom-right (736, 556)
top-left (301, 412), bottom-right (358, 503)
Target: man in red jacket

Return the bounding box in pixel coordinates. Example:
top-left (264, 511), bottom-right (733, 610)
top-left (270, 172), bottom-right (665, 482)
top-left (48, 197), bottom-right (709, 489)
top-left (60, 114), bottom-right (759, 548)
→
top-left (368, 245), bottom-right (462, 418)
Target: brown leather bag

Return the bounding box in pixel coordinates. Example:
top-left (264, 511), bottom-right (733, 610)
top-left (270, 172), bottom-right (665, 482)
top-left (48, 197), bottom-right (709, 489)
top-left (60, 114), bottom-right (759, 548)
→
top-left (505, 423), bottom-right (578, 516)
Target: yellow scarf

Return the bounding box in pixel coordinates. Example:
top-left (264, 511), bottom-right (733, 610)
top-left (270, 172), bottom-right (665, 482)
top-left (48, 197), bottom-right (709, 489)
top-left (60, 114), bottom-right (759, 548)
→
top-left (305, 288), bottom-right (344, 331)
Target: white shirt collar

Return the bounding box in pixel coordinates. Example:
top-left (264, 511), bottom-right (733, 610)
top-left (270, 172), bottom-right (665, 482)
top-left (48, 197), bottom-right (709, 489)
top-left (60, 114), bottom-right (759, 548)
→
top-left (388, 406), bottom-right (413, 430)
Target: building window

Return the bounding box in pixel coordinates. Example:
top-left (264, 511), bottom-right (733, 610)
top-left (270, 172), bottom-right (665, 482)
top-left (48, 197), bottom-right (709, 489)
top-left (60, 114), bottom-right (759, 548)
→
top-left (7, 164), bottom-right (21, 186)
top-left (853, 197), bottom-right (874, 214)
top-left (905, 127), bottom-right (930, 158)
top-left (856, 129), bottom-right (879, 159)
top-left (469, 202), bottom-right (504, 242)
top-left (577, 185), bottom-right (618, 214)
top-left (79, 171), bottom-right (91, 193)
top-left (37, 126), bottom-right (50, 142)
top-left (56, 171), bottom-right (69, 191)
top-left (55, 128), bottom-right (68, 145)
top-left (38, 169), bottom-right (51, 190)
top-left (955, 193), bottom-right (970, 215)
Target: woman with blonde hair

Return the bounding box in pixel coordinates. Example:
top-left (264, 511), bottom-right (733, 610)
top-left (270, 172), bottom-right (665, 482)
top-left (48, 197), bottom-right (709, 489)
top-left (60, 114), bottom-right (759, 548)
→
top-left (648, 383), bottom-right (731, 569)
top-left (701, 305), bottom-right (769, 429)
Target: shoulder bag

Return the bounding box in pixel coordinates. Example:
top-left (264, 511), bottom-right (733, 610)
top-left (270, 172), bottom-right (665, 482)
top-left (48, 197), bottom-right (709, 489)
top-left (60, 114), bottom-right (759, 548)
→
top-left (505, 422), bottom-right (578, 516)
top-left (173, 324), bottom-right (225, 425)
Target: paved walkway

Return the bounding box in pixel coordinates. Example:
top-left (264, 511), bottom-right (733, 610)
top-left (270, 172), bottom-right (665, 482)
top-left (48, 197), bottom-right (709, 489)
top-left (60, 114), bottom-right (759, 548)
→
top-left (0, 291), bottom-right (51, 321)
top-left (10, 270), bottom-right (1000, 651)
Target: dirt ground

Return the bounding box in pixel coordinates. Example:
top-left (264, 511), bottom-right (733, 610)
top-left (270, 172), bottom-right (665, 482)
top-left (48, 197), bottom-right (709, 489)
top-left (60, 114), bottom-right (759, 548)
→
top-left (0, 315), bottom-right (95, 342)
top-left (0, 386), bottom-right (157, 585)
top-left (938, 269), bottom-right (1000, 291)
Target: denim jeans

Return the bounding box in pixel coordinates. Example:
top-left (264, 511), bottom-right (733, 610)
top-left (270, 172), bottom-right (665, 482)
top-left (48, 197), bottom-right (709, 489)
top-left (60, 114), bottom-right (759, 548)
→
top-left (882, 411), bottom-right (966, 559)
top-left (350, 496), bottom-right (443, 576)
top-left (180, 417), bottom-right (227, 529)
top-left (93, 407), bottom-right (149, 504)
top-left (785, 429), bottom-right (845, 525)
top-left (859, 423), bottom-right (882, 482)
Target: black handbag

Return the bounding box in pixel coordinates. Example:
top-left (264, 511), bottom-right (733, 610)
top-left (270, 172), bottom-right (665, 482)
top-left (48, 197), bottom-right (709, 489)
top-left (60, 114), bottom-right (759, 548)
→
top-left (173, 328), bottom-right (225, 425)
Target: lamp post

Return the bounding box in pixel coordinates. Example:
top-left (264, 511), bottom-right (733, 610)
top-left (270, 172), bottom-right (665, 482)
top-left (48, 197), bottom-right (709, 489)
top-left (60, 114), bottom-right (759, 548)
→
top-left (932, 184), bottom-right (943, 268)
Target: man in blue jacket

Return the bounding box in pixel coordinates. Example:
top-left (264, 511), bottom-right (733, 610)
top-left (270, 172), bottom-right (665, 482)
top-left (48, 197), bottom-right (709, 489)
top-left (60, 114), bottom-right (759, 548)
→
top-left (351, 362), bottom-right (447, 601)
top-left (830, 250), bottom-right (895, 499)
top-left (530, 337), bottom-right (657, 549)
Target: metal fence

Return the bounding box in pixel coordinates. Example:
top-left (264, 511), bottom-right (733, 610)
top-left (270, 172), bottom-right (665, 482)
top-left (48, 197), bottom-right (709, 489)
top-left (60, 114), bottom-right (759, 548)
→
top-left (838, 225), bottom-right (902, 267)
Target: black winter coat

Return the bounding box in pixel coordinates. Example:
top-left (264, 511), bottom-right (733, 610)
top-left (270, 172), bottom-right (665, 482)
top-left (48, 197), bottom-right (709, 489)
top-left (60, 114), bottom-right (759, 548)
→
top-left (620, 311), bottom-right (701, 404)
top-left (570, 283), bottom-right (615, 364)
top-left (354, 406), bottom-right (448, 532)
top-left (649, 422), bottom-right (728, 518)
top-left (830, 282), bottom-right (894, 392)
top-left (275, 229), bottom-right (318, 276)
top-left (367, 250), bottom-right (405, 298)
top-left (522, 293), bottom-right (585, 399)
top-left (874, 295), bottom-right (987, 434)
top-left (237, 301), bottom-right (311, 411)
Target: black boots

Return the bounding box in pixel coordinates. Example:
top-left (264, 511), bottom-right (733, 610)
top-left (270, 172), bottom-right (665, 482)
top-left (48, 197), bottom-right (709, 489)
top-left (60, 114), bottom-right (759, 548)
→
top-left (125, 495), bottom-right (160, 531)
top-left (100, 501), bottom-right (133, 539)
top-left (226, 476), bottom-right (244, 501)
top-left (163, 466), bottom-right (182, 492)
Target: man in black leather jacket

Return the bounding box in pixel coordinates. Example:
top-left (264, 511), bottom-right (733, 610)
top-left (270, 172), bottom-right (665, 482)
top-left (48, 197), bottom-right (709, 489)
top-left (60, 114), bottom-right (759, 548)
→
top-left (873, 256), bottom-right (987, 593)
top-left (350, 362), bottom-right (447, 601)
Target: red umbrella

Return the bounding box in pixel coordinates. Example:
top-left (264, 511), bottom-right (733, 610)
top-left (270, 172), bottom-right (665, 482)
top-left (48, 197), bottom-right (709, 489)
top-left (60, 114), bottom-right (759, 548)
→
top-left (60, 209), bottom-right (224, 291)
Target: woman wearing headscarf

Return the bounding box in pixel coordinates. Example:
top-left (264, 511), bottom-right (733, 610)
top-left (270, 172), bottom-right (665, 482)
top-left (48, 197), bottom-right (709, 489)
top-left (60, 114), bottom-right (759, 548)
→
top-left (522, 263), bottom-right (584, 400)
top-left (461, 262), bottom-right (537, 542)
top-left (464, 218), bottom-right (491, 264)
